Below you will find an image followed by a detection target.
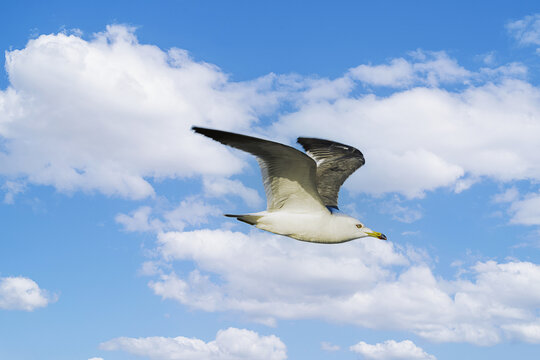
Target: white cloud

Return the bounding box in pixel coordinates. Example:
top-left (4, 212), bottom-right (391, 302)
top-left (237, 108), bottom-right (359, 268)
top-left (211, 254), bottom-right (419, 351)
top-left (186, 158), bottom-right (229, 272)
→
top-left (0, 276), bottom-right (54, 311)
top-left (479, 62), bottom-right (528, 79)
top-left (508, 192), bottom-right (540, 226)
top-left (2, 180), bottom-right (25, 204)
top-left (480, 52), bottom-right (496, 66)
top-left (116, 206), bottom-right (165, 232)
top-left (492, 187), bottom-right (520, 204)
top-left (349, 58), bottom-right (415, 87)
top-left (116, 197), bottom-right (221, 232)
top-left (271, 74), bottom-right (540, 199)
top-left (380, 199), bottom-right (422, 223)
top-left (490, 188), bottom-right (540, 227)
top-left (146, 228), bottom-right (540, 345)
top-left (2, 26), bottom-right (540, 204)
top-left (0, 25), bottom-right (284, 199)
top-left (149, 229), bottom-right (405, 327)
top-left (88, 358), bottom-right (104, 360)
top-left (502, 321), bottom-right (540, 343)
top-left (321, 341), bottom-right (340, 351)
top-left (507, 14), bottom-right (540, 46)
top-left (349, 51), bottom-right (470, 88)
top-left (163, 198), bottom-right (222, 231)
top-left (100, 327), bottom-right (287, 360)
top-left (299, 76), bottom-right (355, 103)
top-left (203, 177), bottom-right (263, 208)
top-left (350, 339), bottom-right (435, 360)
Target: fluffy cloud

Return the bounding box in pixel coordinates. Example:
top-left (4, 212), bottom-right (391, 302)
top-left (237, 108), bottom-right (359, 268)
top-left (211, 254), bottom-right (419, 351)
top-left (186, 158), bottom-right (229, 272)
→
top-left (151, 229), bottom-right (406, 324)
top-left (350, 339), bottom-right (435, 360)
top-left (508, 192), bottom-right (540, 226)
top-left (116, 197), bottom-right (222, 233)
top-left (147, 228), bottom-right (540, 345)
top-left (202, 177), bottom-right (263, 208)
top-left (116, 206), bottom-right (163, 232)
top-left (507, 14), bottom-right (540, 47)
top-left (271, 75), bottom-right (540, 198)
top-left (3, 25), bottom-right (540, 203)
top-left (491, 188), bottom-right (540, 226)
top-left (100, 327), bottom-right (287, 360)
top-left (502, 321), bottom-right (540, 343)
top-left (349, 51), bottom-right (470, 88)
top-left (0, 25), bottom-right (284, 199)
top-left (0, 276), bottom-right (53, 311)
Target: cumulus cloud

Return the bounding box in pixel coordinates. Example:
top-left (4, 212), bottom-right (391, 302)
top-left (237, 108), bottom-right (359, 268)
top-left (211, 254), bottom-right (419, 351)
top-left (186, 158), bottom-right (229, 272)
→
top-left (0, 25), bottom-right (285, 199)
top-left (490, 188), bottom-right (540, 226)
top-left (0, 276), bottom-right (54, 311)
top-left (2, 25), bottom-right (540, 203)
top-left (146, 228), bottom-right (540, 345)
top-left (271, 74), bottom-right (540, 198)
top-left (350, 339), bottom-right (436, 360)
top-left (100, 327), bottom-right (287, 360)
top-left (349, 51), bottom-right (470, 88)
top-left (203, 177), bottom-right (263, 208)
top-left (116, 206), bottom-right (164, 232)
top-left (3, 23), bottom-right (540, 205)
top-left (116, 197), bottom-right (221, 232)
top-left (502, 321), bottom-right (540, 343)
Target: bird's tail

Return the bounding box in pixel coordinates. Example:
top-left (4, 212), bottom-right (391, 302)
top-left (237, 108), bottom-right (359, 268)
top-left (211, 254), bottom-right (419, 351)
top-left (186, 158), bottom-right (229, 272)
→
top-left (224, 214), bottom-right (262, 225)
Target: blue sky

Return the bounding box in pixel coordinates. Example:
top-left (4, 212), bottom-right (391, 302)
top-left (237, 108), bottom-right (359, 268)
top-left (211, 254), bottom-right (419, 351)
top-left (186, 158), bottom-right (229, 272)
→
top-left (2, 1), bottom-right (540, 359)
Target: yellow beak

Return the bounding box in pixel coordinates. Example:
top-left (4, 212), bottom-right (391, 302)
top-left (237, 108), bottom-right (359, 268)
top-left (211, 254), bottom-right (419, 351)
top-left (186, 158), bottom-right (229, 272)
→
top-left (367, 231), bottom-right (387, 240)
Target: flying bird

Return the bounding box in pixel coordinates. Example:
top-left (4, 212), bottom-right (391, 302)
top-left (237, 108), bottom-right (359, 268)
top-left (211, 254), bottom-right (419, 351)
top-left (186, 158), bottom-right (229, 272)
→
top-left (193, 126), bottom-right (387, 243)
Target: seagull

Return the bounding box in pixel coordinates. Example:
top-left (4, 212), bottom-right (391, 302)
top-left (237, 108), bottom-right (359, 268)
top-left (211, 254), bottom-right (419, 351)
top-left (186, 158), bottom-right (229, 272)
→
top-left (193, 126), bottom-right (387, 244)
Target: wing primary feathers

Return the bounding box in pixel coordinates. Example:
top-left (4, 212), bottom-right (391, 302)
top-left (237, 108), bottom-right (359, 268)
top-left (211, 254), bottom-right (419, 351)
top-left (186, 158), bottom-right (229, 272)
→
top-left (297, 137), bottom-right (365, 164)
top-left (297, 137), bottom-right (365, 208)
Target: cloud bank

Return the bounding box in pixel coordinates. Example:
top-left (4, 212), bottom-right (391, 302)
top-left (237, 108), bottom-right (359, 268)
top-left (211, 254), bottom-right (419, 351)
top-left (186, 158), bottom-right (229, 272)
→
top-left (3, 24), bottom-right (540, 351)
top-left (144, 228), bottom-right (540, 345)
top-left (101, 327), bottom-right (287, 360)
top-left (0, 25), bottom-right (282, 199)
top-left (2, 25), bottom-right (540, 203)
top-left (350, 339), bottom-right (436, 360)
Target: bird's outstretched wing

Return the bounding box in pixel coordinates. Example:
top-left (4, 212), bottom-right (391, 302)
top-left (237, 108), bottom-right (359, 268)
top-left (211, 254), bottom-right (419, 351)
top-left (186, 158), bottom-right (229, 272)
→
top-left (193, 127), bottom-right (327, 212)
top-left (297, 137), bottom-right (365, 208)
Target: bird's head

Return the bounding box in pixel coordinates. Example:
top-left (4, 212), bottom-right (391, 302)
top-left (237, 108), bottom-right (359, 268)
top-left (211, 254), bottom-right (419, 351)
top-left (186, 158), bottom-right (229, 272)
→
top-left (345, 217), bottom-right (386, 241)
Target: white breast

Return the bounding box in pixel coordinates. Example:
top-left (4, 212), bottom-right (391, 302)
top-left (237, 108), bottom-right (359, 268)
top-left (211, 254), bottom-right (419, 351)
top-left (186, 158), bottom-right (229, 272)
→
top-left (254, 211), bottom-right (360, 243)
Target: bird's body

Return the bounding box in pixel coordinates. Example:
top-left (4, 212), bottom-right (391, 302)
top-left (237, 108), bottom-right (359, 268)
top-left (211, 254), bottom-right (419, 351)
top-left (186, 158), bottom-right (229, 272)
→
top-left (193, 126), bottom-right (386, 243)
top-left (243, 210), bottom-right (369, 244)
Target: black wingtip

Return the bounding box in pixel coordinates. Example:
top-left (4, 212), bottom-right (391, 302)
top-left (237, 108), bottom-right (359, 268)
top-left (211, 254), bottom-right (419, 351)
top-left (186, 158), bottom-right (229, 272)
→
top-left (191, 126), bottom-right (206, 133)
top-left (297, 137), bottom-right (364, 157)
top-left (296, 137), bottom-right (334, 151)
top-left (191, 126), bottom-right (223, 139)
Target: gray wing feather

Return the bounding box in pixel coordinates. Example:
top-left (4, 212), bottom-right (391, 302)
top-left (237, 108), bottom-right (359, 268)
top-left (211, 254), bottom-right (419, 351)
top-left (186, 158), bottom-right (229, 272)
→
top-left (297, 137), bottom-right (365, 208)
top-left (193, 127), bottom-right (327, 212)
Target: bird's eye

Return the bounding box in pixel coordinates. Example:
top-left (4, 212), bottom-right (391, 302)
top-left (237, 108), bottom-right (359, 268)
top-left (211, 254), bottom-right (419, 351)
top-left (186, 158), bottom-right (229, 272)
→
top-left (356, 224), bottom-right (363, 229)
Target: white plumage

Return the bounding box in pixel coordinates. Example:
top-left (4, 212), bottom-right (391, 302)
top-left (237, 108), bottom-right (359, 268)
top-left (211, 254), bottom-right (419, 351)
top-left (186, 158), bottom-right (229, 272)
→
top-left (193, 126), bottom-right (386, 244)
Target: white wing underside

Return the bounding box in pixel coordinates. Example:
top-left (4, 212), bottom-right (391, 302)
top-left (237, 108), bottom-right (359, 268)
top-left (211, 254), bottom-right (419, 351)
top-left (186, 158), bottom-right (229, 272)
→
top-left (191, 127), bottom-right (328, 213)
top-left (257, 153), bottom-right (326, 212)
